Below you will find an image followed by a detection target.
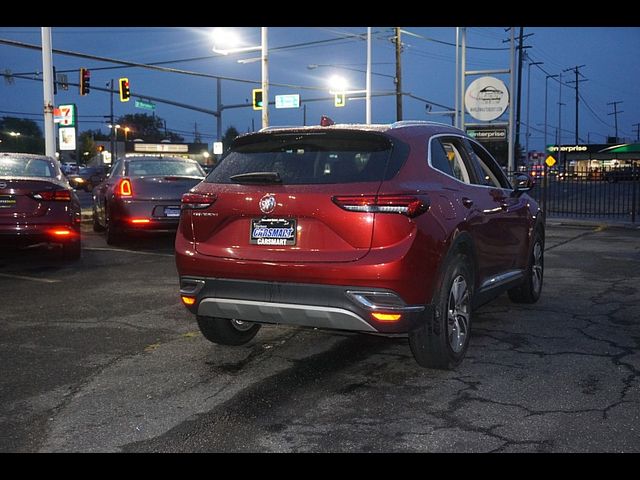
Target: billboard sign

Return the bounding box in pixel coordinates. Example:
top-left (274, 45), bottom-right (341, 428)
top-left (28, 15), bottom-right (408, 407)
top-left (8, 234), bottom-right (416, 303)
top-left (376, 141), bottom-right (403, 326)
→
top-left (465, 76), bottom-right (509, 122)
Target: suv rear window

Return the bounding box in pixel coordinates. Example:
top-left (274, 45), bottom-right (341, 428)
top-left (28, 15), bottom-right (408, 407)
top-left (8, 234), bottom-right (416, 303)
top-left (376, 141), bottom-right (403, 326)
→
top-left (207, 131), bottom-right (406, 185)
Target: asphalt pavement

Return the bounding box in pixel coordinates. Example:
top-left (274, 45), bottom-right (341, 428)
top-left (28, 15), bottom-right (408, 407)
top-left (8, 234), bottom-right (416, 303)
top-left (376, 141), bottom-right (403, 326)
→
top-left (0, 220), bottom-right (638, 452)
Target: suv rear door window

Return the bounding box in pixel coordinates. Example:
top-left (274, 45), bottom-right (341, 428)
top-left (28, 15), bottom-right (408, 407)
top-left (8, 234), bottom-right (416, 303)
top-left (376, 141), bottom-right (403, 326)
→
top-left (207, 131), bottom-right (404, 185)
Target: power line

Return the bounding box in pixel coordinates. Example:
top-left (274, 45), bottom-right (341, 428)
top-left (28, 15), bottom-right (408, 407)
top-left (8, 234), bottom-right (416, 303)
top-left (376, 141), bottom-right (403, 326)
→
top-left (607, 101), bottom-right (624, 140)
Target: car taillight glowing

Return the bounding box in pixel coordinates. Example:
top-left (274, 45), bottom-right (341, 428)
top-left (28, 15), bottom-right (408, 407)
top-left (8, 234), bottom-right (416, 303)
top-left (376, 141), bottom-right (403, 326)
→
top-left (181, 192), bottom-right (217, 210)
top-left (48, 227), bottom-right (75, 237)
top-left (332, 194), bottom-right (430, 218)
top-left (181, 295), bottom-right (196, 306)
top-left (117, 178), bottom-right (133, 197)
top-left (129, 218), bottom-right (150, 224)
top-left (30, 189), bottom-right (72, 201)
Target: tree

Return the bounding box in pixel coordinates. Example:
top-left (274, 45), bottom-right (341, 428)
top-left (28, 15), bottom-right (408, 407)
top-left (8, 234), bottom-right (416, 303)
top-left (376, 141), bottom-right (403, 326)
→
top-left (222, 126), bottom-right (240, 152)
top-left (0, 117), bottom-right (44, 154)
top-left (115, 113), bottom-right (184, 143)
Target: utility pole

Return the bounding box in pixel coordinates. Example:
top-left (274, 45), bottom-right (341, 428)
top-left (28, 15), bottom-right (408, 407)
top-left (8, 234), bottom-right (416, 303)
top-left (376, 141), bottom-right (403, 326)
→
top-left (633, 123), bottom-right (640, 142)
top-left (565, 65), bottom-right (587, 144)
top-left (607, 101), bottom-right (623, 141)
top-left (41, 27), bottom-right (56, 159)
top-left (109, 79), bottom-right (114, 161)
top-left (394, 27), bottom-right (403, 121)
top-left (514, 28), bottom-right (533, 169)
top-left (216, 77), bottom-right (222, 142)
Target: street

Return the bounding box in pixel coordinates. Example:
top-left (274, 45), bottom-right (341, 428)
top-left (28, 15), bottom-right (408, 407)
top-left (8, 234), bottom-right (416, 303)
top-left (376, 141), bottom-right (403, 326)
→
top-left (0, 222), bottom-right (638, 452)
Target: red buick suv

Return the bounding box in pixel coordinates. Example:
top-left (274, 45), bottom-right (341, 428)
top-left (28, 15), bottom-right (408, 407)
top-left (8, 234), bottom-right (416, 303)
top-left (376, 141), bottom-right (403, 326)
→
top-left (176, 121), bottom-right (544, 369)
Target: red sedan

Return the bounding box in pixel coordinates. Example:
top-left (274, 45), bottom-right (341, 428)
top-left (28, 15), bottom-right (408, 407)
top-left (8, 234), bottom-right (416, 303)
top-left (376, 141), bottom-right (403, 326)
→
top-left (92, 155), bottom-right (205, 244)
top-left (0, 152), bottom-right (81, 260)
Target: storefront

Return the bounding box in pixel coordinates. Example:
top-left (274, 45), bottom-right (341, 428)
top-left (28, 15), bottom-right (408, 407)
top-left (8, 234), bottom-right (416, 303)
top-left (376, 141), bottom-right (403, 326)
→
top-left (545, 143), bottom-right (640, 172)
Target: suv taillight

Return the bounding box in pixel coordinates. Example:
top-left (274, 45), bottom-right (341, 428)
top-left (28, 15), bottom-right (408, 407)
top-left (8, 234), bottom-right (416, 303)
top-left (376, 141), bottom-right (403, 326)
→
top-left (332, 194), bottom-right (430, 218)
top-left (116, 178), bottom-right (133, 197)
top-left (30, 189), bottom-right (71, 201)
top-left (181, 192), bottom-right (217, 210)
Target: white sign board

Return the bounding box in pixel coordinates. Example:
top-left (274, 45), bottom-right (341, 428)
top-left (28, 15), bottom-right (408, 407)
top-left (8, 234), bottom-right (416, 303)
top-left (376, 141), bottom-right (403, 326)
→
top-left (213, 142), bottom-right (224, 155)
top-left (275, 94), bottom-right (300, 109)
top-left (465, 76), bottom-right (509, 122)
top-left (58, 127), bottom-right (76, 151)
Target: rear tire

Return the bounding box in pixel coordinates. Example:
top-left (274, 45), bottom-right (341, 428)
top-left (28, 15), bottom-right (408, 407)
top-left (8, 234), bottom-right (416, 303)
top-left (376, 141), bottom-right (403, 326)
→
top-left (197, 316), bottom-right (261, 346)
top-left (92, 209), bottom-right (105, 232)
top-left (508, 229), bottom-right (544, 304)
top-left (409, 253), bottom-right (473, 370)
top-left (106, 214), bottom-right (122, 245)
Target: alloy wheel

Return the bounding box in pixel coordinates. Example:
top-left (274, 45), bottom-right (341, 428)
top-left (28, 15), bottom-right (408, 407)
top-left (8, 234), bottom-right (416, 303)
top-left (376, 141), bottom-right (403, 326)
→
top-left (447, 275), bottom-right (470, 353)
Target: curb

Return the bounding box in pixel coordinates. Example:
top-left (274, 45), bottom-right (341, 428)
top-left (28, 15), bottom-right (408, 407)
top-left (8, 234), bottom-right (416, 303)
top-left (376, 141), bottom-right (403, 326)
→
top-left (546, 217), bottom-right (640, 230)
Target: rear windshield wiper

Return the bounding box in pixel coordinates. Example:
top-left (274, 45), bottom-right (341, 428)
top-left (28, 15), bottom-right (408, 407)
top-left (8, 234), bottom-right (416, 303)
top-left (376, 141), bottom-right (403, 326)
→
top-left (229, 171), bottom-right (282, 184)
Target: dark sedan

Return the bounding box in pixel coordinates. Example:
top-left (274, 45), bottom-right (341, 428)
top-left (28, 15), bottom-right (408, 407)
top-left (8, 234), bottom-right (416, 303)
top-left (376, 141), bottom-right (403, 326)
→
top-left (92, 155), bottom-right (205, 244)
top-left (67, 165), bottom-right (110, 192)
top-left (0, 152), bottom-right (81, 259)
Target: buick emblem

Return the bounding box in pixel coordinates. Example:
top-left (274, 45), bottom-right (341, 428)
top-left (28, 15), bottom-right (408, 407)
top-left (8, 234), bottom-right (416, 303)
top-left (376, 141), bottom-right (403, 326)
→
top-left (259, 194), bottom-right (276, 214)
top-left (0, 182), bottom-right (6, 189)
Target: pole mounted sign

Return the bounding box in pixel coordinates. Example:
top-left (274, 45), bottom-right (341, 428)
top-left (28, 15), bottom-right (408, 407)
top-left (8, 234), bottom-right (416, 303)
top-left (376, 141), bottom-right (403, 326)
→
top-left (54, 104), bottom-right (76, 127)
top-left (465, 76), bottom-right (509, 122)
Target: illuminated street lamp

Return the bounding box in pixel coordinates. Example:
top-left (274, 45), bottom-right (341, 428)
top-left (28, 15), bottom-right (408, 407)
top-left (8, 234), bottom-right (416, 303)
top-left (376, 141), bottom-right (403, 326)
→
top-left (9, 131), bottom-right (22, 137)
top-left (212, 27), bottom-right (269, 129)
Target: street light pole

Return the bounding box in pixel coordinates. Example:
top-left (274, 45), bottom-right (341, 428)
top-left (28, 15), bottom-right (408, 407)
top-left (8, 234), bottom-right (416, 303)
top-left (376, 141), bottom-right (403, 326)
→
top-left (261, 27), bottom-right (268, 129)
top-left (526, 60), bottom-right (543, 160)
top-left (545, 73), bottom-right (558, 153)
top-left (366, 27), bottom-right (372, 124)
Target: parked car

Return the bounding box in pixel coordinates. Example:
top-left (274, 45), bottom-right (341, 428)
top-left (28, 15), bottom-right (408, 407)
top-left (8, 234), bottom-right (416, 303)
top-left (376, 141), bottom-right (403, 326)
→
top-left (602, 167), bottom-right (639, 183)
top-left (67, 165), bottom-right (110, 192)
top-left (0, 152), bottom-right (81, 259)
top-left (175, 121), bottom-right (545, 369)
top-left (92, 155), bottom-right (205, 244)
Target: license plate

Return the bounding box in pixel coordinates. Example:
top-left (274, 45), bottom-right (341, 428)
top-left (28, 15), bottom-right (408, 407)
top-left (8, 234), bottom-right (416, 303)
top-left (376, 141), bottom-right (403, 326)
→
top-left (164, 206), bottom-right (181, 217)
top-left (0, 195), bottom-right (16, 208)
top-left (250, 218), bottom-right (297, 246)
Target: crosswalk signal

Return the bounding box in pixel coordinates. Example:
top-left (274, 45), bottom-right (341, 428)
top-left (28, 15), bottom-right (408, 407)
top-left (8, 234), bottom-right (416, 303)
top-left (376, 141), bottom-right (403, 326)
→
top-left (334, 92), bottom-right (346, 107)
top-left (252, 89), bottom-right (263, 110)
top-left (79, 68), bottom-right (91, 96)
top-left (119, 78), bottom-right (130, 102)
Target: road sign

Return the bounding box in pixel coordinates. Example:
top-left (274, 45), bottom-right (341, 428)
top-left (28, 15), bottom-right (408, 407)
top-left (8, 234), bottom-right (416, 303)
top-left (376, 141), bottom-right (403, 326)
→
top-left (275, 94), bottom-right (300, 109)
top-left (545, 155), bottom-right (557, 167)
top-left (54, 104), bottom-right (76, 126)
top-left (135, 99), bottom-right (156, 111)
top-left (466, 127), bottom-right (507, 142)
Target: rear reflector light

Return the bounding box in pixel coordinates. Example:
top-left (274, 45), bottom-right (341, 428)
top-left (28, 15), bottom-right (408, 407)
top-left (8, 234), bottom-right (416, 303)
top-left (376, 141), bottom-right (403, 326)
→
top-left (371, 312), bottom-right (402, 322)
top-left (48, 228), bottom-right (75, 237)
top-left (332, 194), bottom-right (430, 218)
top-left (181, 295), bottom-right (196, 306)
top-left (30, 190), bottom-right (72, 201)
top-left (117, 178), bottom-right (133, 197)
top-left (129, 218), bottom-right (151, 224)
top-left (181, 192), bottom-right (217, 210)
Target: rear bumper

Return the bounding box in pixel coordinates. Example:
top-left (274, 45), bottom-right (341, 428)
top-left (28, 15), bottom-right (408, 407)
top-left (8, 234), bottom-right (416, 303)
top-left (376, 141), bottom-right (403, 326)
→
top-left (0, 223), bottom-right (80, 247)
top-left (112, 198), bottom-right (181, 233)
top-left (179, 277), bottom-right (432, 335)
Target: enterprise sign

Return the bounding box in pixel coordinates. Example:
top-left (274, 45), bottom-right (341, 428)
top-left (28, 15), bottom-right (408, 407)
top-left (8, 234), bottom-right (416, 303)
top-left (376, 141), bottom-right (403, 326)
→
top-left (467, 127), bottom-right (507, 142)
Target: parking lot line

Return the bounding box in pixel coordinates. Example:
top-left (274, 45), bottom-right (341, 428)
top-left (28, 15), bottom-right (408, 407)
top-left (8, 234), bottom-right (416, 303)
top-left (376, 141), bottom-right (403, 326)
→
top-left (0, 273), bottom-right (61, 283)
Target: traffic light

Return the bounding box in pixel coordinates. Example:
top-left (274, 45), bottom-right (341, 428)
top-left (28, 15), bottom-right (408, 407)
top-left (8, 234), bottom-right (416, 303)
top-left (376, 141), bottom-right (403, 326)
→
top-left (119, 78), bottom-right (130, 102)
top-left (252, 89), bottom-right (263, 110)
top-left (79, 68), bottom-right (90, 96)
top-left (334, 92), bottom-right (346, 107)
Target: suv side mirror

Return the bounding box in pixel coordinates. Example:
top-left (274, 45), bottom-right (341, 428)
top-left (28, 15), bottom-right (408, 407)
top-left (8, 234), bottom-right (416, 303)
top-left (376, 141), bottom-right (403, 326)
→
top-left (512, 173), bottom-right (534, 196)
